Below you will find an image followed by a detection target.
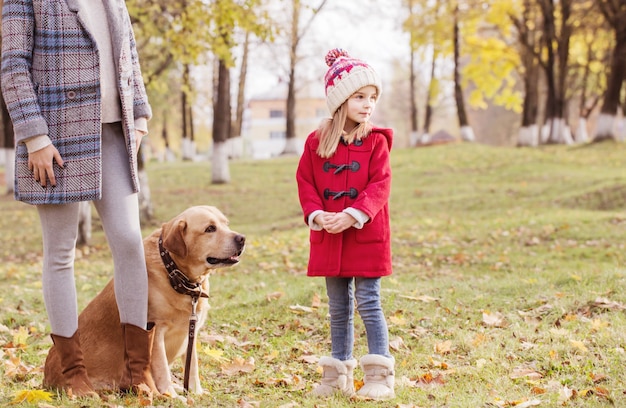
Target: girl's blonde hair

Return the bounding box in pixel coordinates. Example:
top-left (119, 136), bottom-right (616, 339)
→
top-left (316, 103), bottom-right (372, 158)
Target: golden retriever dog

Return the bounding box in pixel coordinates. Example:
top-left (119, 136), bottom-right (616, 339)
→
top-left (43, 206), bottom-right (245, 396)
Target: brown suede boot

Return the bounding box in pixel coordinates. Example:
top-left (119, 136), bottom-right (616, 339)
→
top-left (119, 323), bottom-right (158, 398)
top-left (44, 331), bottom-right (99, 398)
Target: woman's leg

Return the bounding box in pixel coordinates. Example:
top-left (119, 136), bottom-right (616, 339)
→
top-left (354, 278), bottom-right (391, 358)
top-left (38, 203), bottom-right (80, 337)
top-left (325, 277), bottom-right (355, 360)
top-left (39, 203), bottom-right (98, 397)
top-left (92, 122), bottom-right (148, 328)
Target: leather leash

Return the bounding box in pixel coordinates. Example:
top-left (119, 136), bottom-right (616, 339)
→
top-left (158, 234), bottom-right (207, 392)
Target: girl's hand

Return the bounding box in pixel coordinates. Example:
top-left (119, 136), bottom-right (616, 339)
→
top-left (323, 212), bottom-right (356, 234)
top-left (28, 144), bottom-right (64, 187)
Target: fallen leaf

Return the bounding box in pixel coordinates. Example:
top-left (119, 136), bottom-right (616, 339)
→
top-left (202, 347), bottom-right (227, 363)
top-left (557, 385), bottom-right (574, 403)
top-left (263, 350), bottom-right (279, 362)
top-left (289, 304), bottom-right (313, 313)
top-left (311, 293), bottom-right (322, 308)
top-left (389, 314), bottom-right (407, 326)
top-left (298, 354), bottom-right (318, 364)
top-left (266, 292), bottom-right (283, 301)
top-left (389, 336), bottom-right (406, 351)
top-left (10, 389), bottom-right (52, 404)
top-left (590, 297), bottom-right (625, 310)
top-left (512, 399), bottom-right (542, 407)
top-left (399, 294), bottom-right (440, 303)
top-left (434, 340), bottom-right (452, 355)
top-left (221, 357), bottom-right (255, 376)
top-left (482, 311), bottom-right (507, 327)
top-left (510, 366), bottom-right (543, 380)
top-left (569, 339), bottom-right (588, 353)
top-left (428, 356), bottom-right (448, 369)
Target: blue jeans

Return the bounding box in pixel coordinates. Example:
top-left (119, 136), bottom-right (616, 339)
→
top-left (325, 277), bottom-right (391, 361)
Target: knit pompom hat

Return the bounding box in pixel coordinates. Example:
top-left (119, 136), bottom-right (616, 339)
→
top-left (324, 48), bottom-right (382, 115)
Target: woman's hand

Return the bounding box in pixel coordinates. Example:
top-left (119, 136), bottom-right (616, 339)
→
top-left (135, 130), bottom-right (145, 152)
top-left (28, 144), bottom-right (64, 187)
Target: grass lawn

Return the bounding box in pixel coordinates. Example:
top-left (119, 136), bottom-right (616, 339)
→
top-left (0, 141), bottom-right (625, 407)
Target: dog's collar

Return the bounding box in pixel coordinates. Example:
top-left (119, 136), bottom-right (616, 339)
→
top-left (158, 234), bottom-right (209, 299)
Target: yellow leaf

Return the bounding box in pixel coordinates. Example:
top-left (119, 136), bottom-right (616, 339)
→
top-left (389, 315), bottom-right (406, 326)
top-left (12, 326), bottom-right (29, 347)
top-left (10, 389), bottom-right (52, 404)
top-left (591, 319), bottom-right (609, 332)
top-left (202, 347), bottom-right (227, 363)
top-left (570, 339), bottom-right (588, 353)
top-left (263, 350), bottom-right (279, 362)
top-left (434, 340), bottom-right (452, 355)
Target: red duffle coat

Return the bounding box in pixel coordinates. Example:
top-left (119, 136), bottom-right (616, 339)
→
top-left (296, 127), bottom-right (393, 278)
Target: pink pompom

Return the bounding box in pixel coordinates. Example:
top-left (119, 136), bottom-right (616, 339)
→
top-left (325, 48), bottom-right (350, 67)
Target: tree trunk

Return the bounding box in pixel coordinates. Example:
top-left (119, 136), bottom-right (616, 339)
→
top-left (539, 0), bottom-right (572, 144)
top-left (540, 0), bottom-right (557, 144)
top-left (137, 146), bottom-right (153, 225)
top-left (181, 64), bottom-right (195, 161)
top-left (212, 59), bottom-right (231, 184)
top-left (594, 31), bottom-right (626, 141)
top-left (1, 94), bottom-right (15, 194)
top-left (283, 0), bottom-right (300, 155)
top-left (512, 0), bottom-right (540, 147)
top-left (453, 4), bottom-right (474, 142)
top-left (409, 45), bottom-right (419, 146)
top-left (421, 47), bottom-right (437, 145)
top-left (518, 56), bottom-right (540, 146)
top-left (233, 31), bottom-right (249, 141)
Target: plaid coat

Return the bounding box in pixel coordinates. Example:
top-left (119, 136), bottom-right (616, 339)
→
top-left (296, 127), bottom-right (393, 278)
top-left (1, 0), bottom-right (152, 204)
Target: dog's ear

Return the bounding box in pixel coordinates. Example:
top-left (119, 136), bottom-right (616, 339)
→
top-left (162, 219), bottom-right (188, 258)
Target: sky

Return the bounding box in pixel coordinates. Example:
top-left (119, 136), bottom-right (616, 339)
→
top-left (246, 0), bottom-right (409, 98)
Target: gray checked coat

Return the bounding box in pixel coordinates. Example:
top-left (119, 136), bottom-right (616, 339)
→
top-left (1, 0), bottom-right (152, 204)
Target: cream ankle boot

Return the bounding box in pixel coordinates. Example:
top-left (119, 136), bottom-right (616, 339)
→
top-left (310, 356), bottom-right (357, 396)
top-left (356, 354), bottom-right (395, 400)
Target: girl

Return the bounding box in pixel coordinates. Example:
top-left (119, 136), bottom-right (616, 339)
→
top-left (296, 49), bottom-right (395, 400)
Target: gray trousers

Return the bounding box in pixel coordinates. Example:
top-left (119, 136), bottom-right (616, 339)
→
top-left (37, 122), bottom-right (148, 337)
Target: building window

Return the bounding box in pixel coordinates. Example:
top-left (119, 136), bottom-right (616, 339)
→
top-left (269, 109), bottom-right (285, 118)
top-left (270, 131), bottom-right (286, 139)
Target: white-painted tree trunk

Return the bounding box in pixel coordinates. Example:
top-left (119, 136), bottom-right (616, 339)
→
top-left (419, 133), bottom-right (431, 145)
top-left (138, 168), bottom-right (153, 225)
top-left (594, 113), bottom-right (616, 140)
top-left (181, 138), bottom-right (196, 161)
top-left (460, 125), bottom-right (475, 142)
top-left (227, 136), bottom-right (243, 159)
top-left (211, 141), bottom-right (230, 184)
top-left (282, 137), bottom-right (300, 155)
top-left (542, 118), bottom-right (573, 144)
top-left (575, 119), bottom-right (588, 143)
top-left (409, 131), bottom-right (420, 147)
top-left (517, 125), bottom-right (538, 147)
top-left (3, 148), bottom-right (15, 194)
top-left (617, 117), bottom-right (626, 142)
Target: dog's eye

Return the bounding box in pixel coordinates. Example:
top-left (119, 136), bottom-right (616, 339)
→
top-left (205, 225), bottom-right (217, 233)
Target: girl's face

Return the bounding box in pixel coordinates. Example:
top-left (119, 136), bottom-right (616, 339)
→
top-left (344, 85), bottom-right (378, 132)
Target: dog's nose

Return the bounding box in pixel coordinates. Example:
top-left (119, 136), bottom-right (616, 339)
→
top-left (235, 234), bottom-right (246, 247)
